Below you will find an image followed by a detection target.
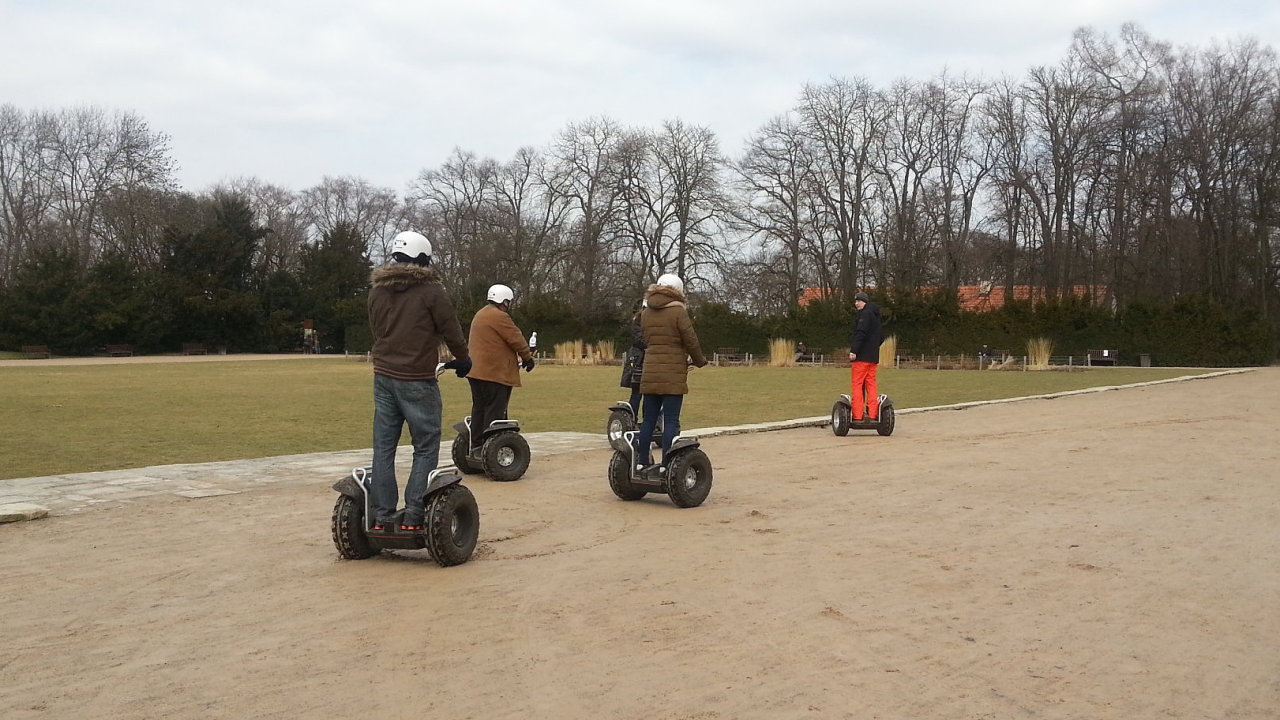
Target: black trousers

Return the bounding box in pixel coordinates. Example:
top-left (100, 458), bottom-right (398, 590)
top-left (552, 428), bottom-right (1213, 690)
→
top-left (468, 378), bottom-right (512, 450)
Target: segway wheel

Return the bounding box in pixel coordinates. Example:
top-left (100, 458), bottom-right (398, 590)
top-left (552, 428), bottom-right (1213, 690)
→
top-left (451, 433), bottom-right (482, 474)
top-left (831, 401), bottom-right (851, 436)
top-left (606, 409), bottom-right (634, 453)
top-left (608, 450), bottom-right (647, 501)
top-left (482, 431), bottom-right (531, 482)
top-left (331, 494), bottom-right (381, 560)
top-left (877, 405), bottom-right (896, 436)
top-left (424, 484), bottom-right (480, 567)
top-left (665, 448), bottom-right (713, 508)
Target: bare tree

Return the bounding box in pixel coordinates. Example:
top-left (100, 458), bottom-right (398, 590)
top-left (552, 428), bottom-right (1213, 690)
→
top-left (545, 117), bottom-right (627, 310)
top-left (1164, 38), bottom-right (1279, 304)
top-left (927, 72), bottom-right (993, 288)
top-left (614, 119), bottom-right (726, 292)
top-left (406, 148), bottom-right (499, 299)
top-left (730, 114), bottom-right (816, 306)
top-left (212, 177), bottom-right (311, 277)
top-left (299, 175), bottom-right (399, 262)
top-left (488, 146), bottom-right (570, 295)
top-left (795, 77), bottom-right (885, 298)
top-left (0, 105), bottom-right (175, 283)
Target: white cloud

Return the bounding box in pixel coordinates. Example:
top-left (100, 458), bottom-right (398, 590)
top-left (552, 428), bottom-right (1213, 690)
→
top-left (1, 0), bottom-right (1276, 192)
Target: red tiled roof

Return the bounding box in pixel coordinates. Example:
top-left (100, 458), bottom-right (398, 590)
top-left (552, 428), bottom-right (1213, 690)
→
top-left (797, 285), bottom-right (1109, 310)
top-left (957, 285), bottom-right (1109, 311)
top-left (797, 287), bottom-right (831, 306)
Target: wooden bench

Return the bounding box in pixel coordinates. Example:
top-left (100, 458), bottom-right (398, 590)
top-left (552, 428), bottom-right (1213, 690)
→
top-left (182, 343), bottom-right (208, 356)
top-left (104, 344), bottom-right (133, 357)
top-left (1087, 349), bottom-right (1118, 366)
top-left (21, 345), bottom-right (50, 359)
top-left (714, 347), bottom-right (747, 366)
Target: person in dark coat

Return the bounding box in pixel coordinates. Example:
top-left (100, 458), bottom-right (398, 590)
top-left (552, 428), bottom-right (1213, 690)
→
top-left (636, 273), bottom-right (707, 473)
top-left (620, 300), bottom-right (647, 417)
top-left (848, 291), bottom-right (883, 420)
top-left (367, 231), bottom-right (470, 531)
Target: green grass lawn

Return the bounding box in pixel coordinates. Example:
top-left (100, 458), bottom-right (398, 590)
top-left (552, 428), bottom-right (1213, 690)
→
top-left (0, 359), bottom-right (1205, 480)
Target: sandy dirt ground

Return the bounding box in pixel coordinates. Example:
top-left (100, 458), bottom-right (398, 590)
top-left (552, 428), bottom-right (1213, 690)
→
top-left (2, 369), bottom-right (1278, 719)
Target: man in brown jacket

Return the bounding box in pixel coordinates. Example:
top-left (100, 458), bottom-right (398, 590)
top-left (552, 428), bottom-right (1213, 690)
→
top-left (367, 231), bottom-right (470, 531)
top-left (465, 284), bottom-right (535, 458)
top-left (635, 273), bottom-right (707, 474)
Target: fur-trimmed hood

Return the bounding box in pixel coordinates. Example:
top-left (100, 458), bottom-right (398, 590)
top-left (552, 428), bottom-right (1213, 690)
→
top-left (638, 283), bottom-right (705, 395)
top-left (371, 263), bottom-right (440, 289)
top-left (645, 284), bottom-right (686, 309)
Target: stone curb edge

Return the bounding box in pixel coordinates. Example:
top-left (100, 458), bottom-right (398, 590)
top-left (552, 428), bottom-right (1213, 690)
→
top-left (683, 369), bottom-right (1255, 439)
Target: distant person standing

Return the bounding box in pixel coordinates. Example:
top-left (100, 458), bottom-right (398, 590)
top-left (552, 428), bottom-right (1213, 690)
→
top-left (302, 320), bottom-right (317, 354)
top-left (848, 291), bottom-right (883, 421)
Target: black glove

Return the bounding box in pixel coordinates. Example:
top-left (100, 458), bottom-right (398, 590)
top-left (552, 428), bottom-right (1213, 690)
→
top-left (521, 357), bottom-right (535, 373)
top-left (442, 358), bottom-right (472, 377)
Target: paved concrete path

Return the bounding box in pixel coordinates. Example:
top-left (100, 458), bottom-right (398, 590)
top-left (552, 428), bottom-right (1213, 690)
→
top-left (0, 369), bottom-right (1250, 519)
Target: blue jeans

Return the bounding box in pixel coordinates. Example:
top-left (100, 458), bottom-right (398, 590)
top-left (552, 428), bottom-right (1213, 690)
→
top-left (636, 394), bottom-right (683, 467)
top-left (627, 386), bottom-right (642, 417)
top-left (371, 374), bottom-right (442, 524)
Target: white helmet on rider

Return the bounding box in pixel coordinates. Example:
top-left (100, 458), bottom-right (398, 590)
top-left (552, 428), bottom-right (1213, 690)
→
top-left (656, 273), bottom-right (684, 295)
top-left (390, 231), bottom-right (432, 266)
top-left (487, 284), bottom-right (514, 306)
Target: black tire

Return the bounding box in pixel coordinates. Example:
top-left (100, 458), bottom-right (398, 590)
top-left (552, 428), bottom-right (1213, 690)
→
top-left (831, 401), bottom-right (851, 436)
top-left (451, 433), bottom-right (481, 474)
top-left (877, 405), bottom-right (896, 436)
top-left (482, 431), bottom-right (530, 482)
top-left (608, 450), bottom-right (647, 500)
top-left (331, 494), bottom-right (380, 560)
top-left (424, 484), bottom-right (480, 567)
top-left (665, 448), bottom-right (713, 508)
top-left (606, 409), bottom-right (634, 453)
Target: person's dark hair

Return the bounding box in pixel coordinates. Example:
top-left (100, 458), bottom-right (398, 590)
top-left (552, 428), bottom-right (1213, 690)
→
top-left (392, 252), bottom-right (431, 267)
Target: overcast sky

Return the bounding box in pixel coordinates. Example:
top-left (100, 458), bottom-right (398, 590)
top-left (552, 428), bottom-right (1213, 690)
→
top-left (4, 1), bottom-right (1279, 194)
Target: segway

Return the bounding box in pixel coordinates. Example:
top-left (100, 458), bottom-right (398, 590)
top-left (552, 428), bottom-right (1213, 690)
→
top-left (830, 393), bottom-right (896, 436)
top-left (450, 416), bottom-right (531, 482)
top-left (607, 430), bottom-right (713, 508)
top-left (330, 465), bottom-right (479, 566)
top-left (605, 402), bottom-right (663, 453)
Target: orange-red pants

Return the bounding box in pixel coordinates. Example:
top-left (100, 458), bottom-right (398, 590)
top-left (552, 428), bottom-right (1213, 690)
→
top-left (850, 361), bottom-right (879, 420)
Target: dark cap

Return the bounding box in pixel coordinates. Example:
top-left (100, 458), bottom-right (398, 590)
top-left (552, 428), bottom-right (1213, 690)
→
top-left (854, 291), bottom-right (870, 303)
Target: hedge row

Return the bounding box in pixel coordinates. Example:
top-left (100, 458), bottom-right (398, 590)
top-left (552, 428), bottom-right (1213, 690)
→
top-left (458, 292), bottom-right (1277, 368)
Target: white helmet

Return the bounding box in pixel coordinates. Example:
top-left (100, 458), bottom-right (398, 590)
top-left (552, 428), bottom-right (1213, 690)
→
top-left (487, 284), bottom-right (514, 305)
top-left (656, 273), bottom-right (684, 294)
top-left (391, 231), bottom-right (432, 265)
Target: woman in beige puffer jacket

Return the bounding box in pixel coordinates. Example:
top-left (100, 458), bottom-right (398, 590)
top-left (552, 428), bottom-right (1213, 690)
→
top-left (635, 274), bottom-right (707, 470)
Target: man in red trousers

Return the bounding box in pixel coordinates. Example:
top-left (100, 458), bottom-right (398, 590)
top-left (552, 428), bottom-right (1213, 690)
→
top-left (848, 291), bottom-right (883, 421)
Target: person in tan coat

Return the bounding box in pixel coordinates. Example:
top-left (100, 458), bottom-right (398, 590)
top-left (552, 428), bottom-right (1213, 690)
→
top-left (465, 284), bottom-right (535, 457)
top-left (635, 273), bottom-right (707, 474)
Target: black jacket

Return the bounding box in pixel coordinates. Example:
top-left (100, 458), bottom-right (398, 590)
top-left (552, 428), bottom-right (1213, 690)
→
top-left (849, 301), bottom-right (883, 364)
top-left (620, 314), bottom-right (646, 388)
